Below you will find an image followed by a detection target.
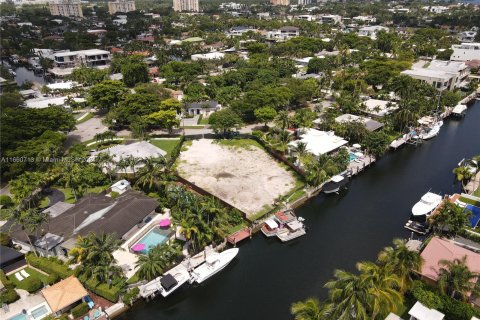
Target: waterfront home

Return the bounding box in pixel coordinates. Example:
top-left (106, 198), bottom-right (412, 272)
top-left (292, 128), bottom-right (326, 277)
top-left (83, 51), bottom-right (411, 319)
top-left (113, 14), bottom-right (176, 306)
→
top-left (450, 43), bottom-right (480, 62)
top-left (362, 98), bottom-right (399, 118)
top-left (7, 191), bottom-right (159, 258)
top-left (401, 60), bottom-right (469, 91)
top-left (335, 114), bottom-right (384, 132)
top-left (185, 100), bottom-right (221, 116)
top-left (42, 276), bottom-right (88, 316)
top-left (288, 128), bottom-right (348, 157)
top-left (0, 246), bottom-right (26, 273)
top-left (49, 49), bottom-right (111, 76)
top-left (191, 52), bottom-right (225, 61)
top-left (24, 96), bottom-right (85, 109)
top-left (88, 141), bottom-right (167, 174)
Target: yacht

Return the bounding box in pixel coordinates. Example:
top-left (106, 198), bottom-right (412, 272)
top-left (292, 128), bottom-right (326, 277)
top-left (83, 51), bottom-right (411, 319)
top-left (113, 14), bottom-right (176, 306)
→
top-left (189, 248), bottom-right (239, 284)
top-left (323, 174), bottom-right (349, 194)
top-left (276, 219), bottom-right (306, 242)
top-left (411, 192), bottom-right (442, 216)
top-left (419, 121), bottom-right (443, 140)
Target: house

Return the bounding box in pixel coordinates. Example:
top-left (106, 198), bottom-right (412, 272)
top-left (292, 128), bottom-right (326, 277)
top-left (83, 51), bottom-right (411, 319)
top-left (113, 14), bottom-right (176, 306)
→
top-left (267, 26), bottom-right (300, 41)
top-left (186, 100), bottom-right (221, 116)
top-left (89, 141), bottom-right (167, 174)
top-left (319, 14), bottom-right (342, 24)
top-left (401, 60), bottom-right (470, 90)
top-left (422, 6), bottom-right (449, 14)
top-left (191, 52), bottom-right (225, 61)
top-left (7, 190), bottom-right (159, 257)
top-left (352, 15), bottom-right (376, 24)
top-left (358, 26), bottom-right (389, 40)
top-left (51, 49), bottom-right (111, 69)
top-left (362, 99), bottom-right (399, 117)
top-left (0, 246), bottom-right (26, 273)
top-left (110, 179), bottom-right (131, 195)
top-left (288, 128), bottom-right (348, 157)
top-left (458, 30), bottom-right (477, 43)
top-left (226, 26), bottom-right (257, 37)
top-left (24, 96), bottom-right (85, 109)
top-left (42, 276), bottom-right (88, 315)
top-left (335, 114), bottom-right (384, 132)
top-left (450, 43), bottom-right (480, 62)
top-left (408, 301), bottom-right (444, 320)
top-left (420, 237), bottom-right (480, 288)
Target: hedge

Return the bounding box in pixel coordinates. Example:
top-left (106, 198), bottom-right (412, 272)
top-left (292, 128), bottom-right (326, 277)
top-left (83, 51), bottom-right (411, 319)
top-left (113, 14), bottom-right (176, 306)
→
top-left (84, 279), bottom-right (121, 302)
top-left (26, 254), bottom-right (72, 279)
top-left (0, 195), bottom-right (13, 207)
top-left (0, 288), bottom-right (20, 304)
top-left (122, 287), bottom-right (139, 306)
top-left (19, 276), bottom-right (43, 293)
top-left (45, 272), bottom-right (60, 285)
top-left (71, 302), bottom-right (89, 318)
top-left (0, 269), bottom-right (15, 289)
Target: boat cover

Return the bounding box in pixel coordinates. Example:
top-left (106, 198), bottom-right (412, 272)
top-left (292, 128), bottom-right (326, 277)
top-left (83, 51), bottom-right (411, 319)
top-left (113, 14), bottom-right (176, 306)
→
top-left (330, 175), bottom-right (344, 183)
top-left (265, 219), bottom-right (279, 229)
top-left (286, 220), bottom-right (303, 230)
top-left (160, 274), bottom-right (178, 291)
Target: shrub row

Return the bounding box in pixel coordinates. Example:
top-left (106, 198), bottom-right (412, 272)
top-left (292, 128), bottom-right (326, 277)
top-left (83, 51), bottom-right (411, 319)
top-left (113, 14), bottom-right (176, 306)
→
top-left (0, 288), bottom-right (20, 304)
top-left (18, 276), bottom-right (43, 293)
top-left (0, 269), bottom-right (15, 289)
top-left (26, 254), bottom-right (72, 279)
top-left (197, 114), bottom-right (203, 125)
top-left (84, 279), bottom-right (121, 303)
top-left (122, 287), bottom-right (139, 306)
top-left (71, 302), bottom-right (89, 318)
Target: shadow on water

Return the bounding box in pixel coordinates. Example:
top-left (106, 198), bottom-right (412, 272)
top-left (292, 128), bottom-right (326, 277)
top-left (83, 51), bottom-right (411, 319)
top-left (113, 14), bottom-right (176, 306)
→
top-left (119, 102), bottom-right (480, 320)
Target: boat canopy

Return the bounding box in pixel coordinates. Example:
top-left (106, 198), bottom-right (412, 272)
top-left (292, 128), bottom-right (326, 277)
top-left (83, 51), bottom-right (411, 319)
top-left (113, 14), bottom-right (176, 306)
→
top-left (452, 104), bottom-right (467, 114)
top-left (286, 220), bottom-right (303, 230)
top-left (265, 219), bottom-right (279, 229)
top-left (160, 274), bottom-right (178, 291)
top-left (331, 175), bottom-right (344, 183)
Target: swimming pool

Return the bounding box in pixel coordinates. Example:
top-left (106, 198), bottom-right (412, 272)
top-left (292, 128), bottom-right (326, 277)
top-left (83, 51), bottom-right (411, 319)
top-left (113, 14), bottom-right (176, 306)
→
top-left (8, 313), bottom-right (27, 320)
top-left (30, 304), bottom-right (50, 319)
top-left (349, 153), bottom-right (358, 161)
top-left (134, 227), bottom-right (169, 253)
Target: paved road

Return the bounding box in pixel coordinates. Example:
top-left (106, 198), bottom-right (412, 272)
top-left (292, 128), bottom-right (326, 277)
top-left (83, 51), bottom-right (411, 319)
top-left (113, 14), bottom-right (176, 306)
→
top-left (66, 116), bottom-right (108, 147)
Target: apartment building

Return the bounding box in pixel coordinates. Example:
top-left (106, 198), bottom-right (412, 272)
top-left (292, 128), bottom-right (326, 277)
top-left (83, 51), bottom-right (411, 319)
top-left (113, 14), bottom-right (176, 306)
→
top-left (49, 0), bottom-right (83, 18)
top-left (108, 0), bottom-right (136, 15)
top-left (173, 0), bottom-right (199, 12)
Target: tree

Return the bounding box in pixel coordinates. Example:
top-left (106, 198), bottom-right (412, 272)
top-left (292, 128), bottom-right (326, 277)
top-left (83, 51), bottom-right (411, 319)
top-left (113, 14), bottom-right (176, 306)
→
top-left (135, 157), bottom-right (168, 191)
top-left (144, 109), bottom-right (180, 133)
top-left (363, 131), bottom-right (389, 158)
top-left (58, 161), bottom-right (84, 201)
top-left (452, 166), bottom-right (474, 190)
top-left (70, 67), bottom-right (108, 86)
top-left (87, 80), bottom-right (127, 111)
top-left (0, 92), bottom-right (23, 109)
top-left (135, 243), bottom-right (182, 281)
top-left (8, 208), bottom-right (49, 256)
top-left (292, 109), bottom-right (317, 129)
top-left (254, 106), bottom-right (277, 128)
top-left (429, 201), bottom-right (471, 236)
top-left (275, 110), bottom-right (291, 131)
top-left (208, 108), bottom-right (243, 136)
top-left (437, 257), bottom-right (480, 301)
top-left (378, 238), bottom-right (424, 293)
top-left (121, 56), bottom-right (149, 87)
top-left (291, 298), bottom-right (331, 320)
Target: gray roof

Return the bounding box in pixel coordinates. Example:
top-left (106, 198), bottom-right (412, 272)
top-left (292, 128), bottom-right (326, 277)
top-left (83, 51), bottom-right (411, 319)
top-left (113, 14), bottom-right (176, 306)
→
top-left (34, 233), bottom-right (64, 250)
top-left (364, 119), bottom-right (384, 132)
top-left (43, 201), bottom-right (75, 218)
top-left (186, 100), bottom-right (219, 109)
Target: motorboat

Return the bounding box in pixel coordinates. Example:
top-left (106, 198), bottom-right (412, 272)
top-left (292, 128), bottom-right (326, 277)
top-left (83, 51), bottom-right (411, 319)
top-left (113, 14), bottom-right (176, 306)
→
top-left (158, 268), bottom-right (190, 297)
top-left (323, 174), bottom-right (349, 194)
top-left (411, 192), bottom-right (442, 216)
top-left (404, 220), bottom-right (430, 235)
top-left (452, 104), bottom-right (467, 117)
top-left (276, 219), bottom-right (306, 242)
top-left (189, 248), bottom-right (239, 284)
top-left (261, 219), bottom-right (280, 237)
top-left (419, 121), bottom-right (443, 140)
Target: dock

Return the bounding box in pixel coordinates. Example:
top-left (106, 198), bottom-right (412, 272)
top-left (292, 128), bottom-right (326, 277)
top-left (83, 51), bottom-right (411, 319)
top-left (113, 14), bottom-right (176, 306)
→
top-left (227, 227), bottom-right (252, 246)
top-left (347, 154), bottom-right (376, 176)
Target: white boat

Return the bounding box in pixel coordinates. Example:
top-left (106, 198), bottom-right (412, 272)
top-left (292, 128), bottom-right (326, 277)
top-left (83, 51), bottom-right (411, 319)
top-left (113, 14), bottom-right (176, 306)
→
top-left (419, 121), bottom-right (443, 140)
top-left (139, 265), bottom-right (190, 298)
top-left (452, 104), bottom-right (467, 117)
top-left (189, 248), bottom-right (239, 284)
top-left (261, 219), bottom-right (279, 237)
top-left (323, 175), bottom-right (349, 194)
top-left (276, 219), bottom-right (306, 242)
top-left (411, 192), bottom-right (442, 216)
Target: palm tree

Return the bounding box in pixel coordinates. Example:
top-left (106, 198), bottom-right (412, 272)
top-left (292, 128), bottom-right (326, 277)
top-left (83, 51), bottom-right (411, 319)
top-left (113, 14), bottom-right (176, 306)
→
top-left (116, 158), bottom-right (130, 177)
top-left (293, 142), bottom-right (308, 160)
top-left (94, 152), bottom-right (116, 183)
top-left (135, 246), bottom-right (168, 281)
top-left (429, 202), bottom-right (472, 236)
top-left (290, 298), bottom-right (331, 320)
top-left (306, 163), bottom-right (328, 187)
top-left (136, 156), bottom-right (168, 191)
top-left (58, 161), bottom-right (83, 201)
top-left (69, 232), bottom-right (122, 267)
top-left (437, 256), bottom-right (480, 301)
top-left (127, 156), bottom-right (142, 178)
top-left (378, 238), bottom-right (424, 292)
top-left (275, 110), bottom-right (290, 131)
top-left (9, 208), bottom-right (49, 257)
top-left (452, 166), bottom-right (474, 191)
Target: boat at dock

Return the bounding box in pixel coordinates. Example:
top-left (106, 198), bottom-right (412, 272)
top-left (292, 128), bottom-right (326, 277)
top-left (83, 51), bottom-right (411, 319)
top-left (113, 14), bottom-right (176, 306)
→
top-left (452, 104), bottom-right (468, 117)
top-left (418, 121), bottom-right (443, 140)
top-left (323, 174), bottom-right (349, 194)
top-left (139, 264), bottom-right (190, 298)
top-left (412, 192), bottom-right (442, 216)
top-left (404, 220), bottom-right (430, 235)
top-left (276, 218), bottom-right (306, 242)
top-left (189, 248), bottom-right (239, 284)
top-left (261, 219), bottom-right (280, 237)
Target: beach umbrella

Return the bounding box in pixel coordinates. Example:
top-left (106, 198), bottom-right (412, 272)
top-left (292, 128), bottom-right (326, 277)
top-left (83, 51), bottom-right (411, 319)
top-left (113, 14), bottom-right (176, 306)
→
top-left (132, 243), bottom-right (146, 252)
top-left (159, 219), bottom-right (171, 228)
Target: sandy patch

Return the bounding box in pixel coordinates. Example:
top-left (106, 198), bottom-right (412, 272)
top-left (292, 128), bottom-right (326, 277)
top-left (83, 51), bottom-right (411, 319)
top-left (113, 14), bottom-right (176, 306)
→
top-left (177, 139), bottom-right (296, 217)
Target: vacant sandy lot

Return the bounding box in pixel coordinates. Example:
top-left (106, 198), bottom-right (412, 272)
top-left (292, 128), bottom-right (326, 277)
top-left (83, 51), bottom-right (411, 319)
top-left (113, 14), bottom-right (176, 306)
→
top-left (177, 139), bottom-right (296, 217)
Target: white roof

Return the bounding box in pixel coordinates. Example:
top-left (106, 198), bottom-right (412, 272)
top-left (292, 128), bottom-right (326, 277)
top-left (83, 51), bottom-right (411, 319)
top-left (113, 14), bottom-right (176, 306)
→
top-left (359, 25), bottom-right (388, 31)
top-left (25, 96), bottom-right (68, 109)
top-left (401, 69), bottom-right (454, 81)
top-left (427, 60), bottom-right (467, 73)
top-left (111, 179), bottom-right (131, 191)
top-left (47, 81), bottom-right (78, 90)
top-left (53, 49), bottom-right (109, 57)
top-left (363, 99), bottom-right (398, 117)
top-left (289, 129), bottom-right (348, 156)
top-left (452, 104), bottom-right (467, 114)
top-left (408, 301), bottom-right (444, 320)
top-left (385, 313), bottom-right (404, 320)
top-left (265, 219), bottom-right (279, 229)
top-left (286, 220), bottom-right (303, 230)
top-left (330, 175), bottom-right (344, 183)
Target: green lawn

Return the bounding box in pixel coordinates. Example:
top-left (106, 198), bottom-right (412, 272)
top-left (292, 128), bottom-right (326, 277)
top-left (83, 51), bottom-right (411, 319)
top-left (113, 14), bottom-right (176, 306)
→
top-left (8, 267), bottom-right (49, 289)
top-left (150, 139), bottom-right (181, 158)
top-left (76, 112), bottom-right (93, 124)
top-left (55, 186), bottom-right (107, 204)
top-left (198, 117), bottom-right (209, 125)
top-left (216, 138), bottom-right (263, 150)
top-left (126, 273), bottom-right (140, 284)
top-left (474, 186), bottom-right (480, 197)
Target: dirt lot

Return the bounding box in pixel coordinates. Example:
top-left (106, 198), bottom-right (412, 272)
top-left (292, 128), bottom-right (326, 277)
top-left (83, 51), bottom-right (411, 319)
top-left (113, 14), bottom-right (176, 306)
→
top-left (177, 139), bottom-right (296, 217)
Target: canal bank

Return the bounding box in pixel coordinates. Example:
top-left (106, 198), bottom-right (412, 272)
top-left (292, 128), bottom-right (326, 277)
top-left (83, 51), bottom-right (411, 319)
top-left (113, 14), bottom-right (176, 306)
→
top-left (118, 101), bottom-right (480, 320)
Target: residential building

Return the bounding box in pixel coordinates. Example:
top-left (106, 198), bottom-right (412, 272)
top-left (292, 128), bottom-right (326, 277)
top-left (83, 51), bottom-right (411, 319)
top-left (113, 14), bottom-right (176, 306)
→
top-left (108, 0), bottom-right (136, 15)
top-left (51, 49), bottom-right (111, 70)
top-left (267, 26), bottom-right (300, 41)
top-left (358, 25), bottom-right (389, 40)
top-left (295, 14), bottom-right (315, 21)
top-left (270, 0), bottom-right (290, 6)
top-left (387, 7), bottom-right (410, 14)
top-left (173, 0), bottom-right (199, 12)
top-left (186, 100), bottom-right (221, 116)
top-left (288, 129), bottom-right (348, 157)
top-left (401, 60), bottom-right (469, 91)
top-left (422, 6), bottom-right (449, 14)
top-left (334, 114), bottom-right (384, 132)
top-left (450, 43), bottom-right (480, 62)
top-left (362, 99), bottom-right (398, 118)
top-left (226, 26), bottom-right (257, 37)
top-left (0, 246), bottom-right (26, 273)
top-left (458, 30), bottom-right (477, 43)
top-left (191, 51), bottom-right (225, 61)
top-left (219, 2), bottom-right (244, 10)
top-left (297, 0), bottom-right (312, 5)
top-left (352, 15), bottom-right (376, 24)
top-left (408, 302), bottom-right (444, 320)
top-left (110, 179), bottom-right (132, 195)
top-left (48, 0), bottom-right (83, 18)
top-left (42, 276), bottom-right (88, 316)
top-left (319, 14), bottom-right (342, 24)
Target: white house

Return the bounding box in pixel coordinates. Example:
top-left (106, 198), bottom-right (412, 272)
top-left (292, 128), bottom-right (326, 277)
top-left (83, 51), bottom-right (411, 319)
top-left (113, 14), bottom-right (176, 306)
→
top-left (185, 100), bottom-right (221, 116)
top-left (401, 60), bottom-right (469, 90)
top-left (334, 114), bottom-right (384, 132)
top-left (319, 14), bottom-right (342, 24)
top-left (408, 301), bottom-right (444, 320)
top-left (191, 52), bottom-right (225, 61)
top-left (110, 179), bottom-right (131, 195)
top-left (288, 129), bottom-right (348, 157)
top-left (422, 6), bottom-right (449, 14)
top-left (362, 99), bottom-right (399, 117)
top-left (25, 96), bottom-right (85, 109)
top-left (358, 26), bottom-right (389, 40)
top-left (267, 26), bottom-right (300, 41)
top-left (458, 30), bottom-right (477, 43)
top-left (226, 26), bottom-right (257, 37)
top-left (450, 42), bottom-right (480, 62)
top-left (352, 15), bottom-right (376, 24)
top-left (52, 49), bottom-right (111, 69)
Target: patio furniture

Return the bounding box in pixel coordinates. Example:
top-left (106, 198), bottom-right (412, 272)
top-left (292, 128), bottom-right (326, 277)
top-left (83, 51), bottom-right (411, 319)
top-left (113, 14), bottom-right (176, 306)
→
top-left (93, 309), bottom-right (101, 319)
top-left (20, 269), bottom-right (30, 278)
top-left (15, 272), bottom-right (24, 281)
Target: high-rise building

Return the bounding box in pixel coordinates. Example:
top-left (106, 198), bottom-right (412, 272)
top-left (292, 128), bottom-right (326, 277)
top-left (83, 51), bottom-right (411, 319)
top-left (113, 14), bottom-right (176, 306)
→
top-left (270, 0), bottom-right (290, 6)
top-left (173, 0), bottom-right (199, 12)
top-left (297, 0), bottom-right (312, 5)
top-left (108, 0), bottom-right (136, 15)
top-left (48, 0), bottom-right (83, 17)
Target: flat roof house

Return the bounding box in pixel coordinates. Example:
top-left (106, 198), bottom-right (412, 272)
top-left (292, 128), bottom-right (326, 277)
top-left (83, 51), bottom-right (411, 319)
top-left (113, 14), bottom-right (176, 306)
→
top-left (288, 128), bottom-right (348, 157)
top-left (0, 246), bottom-right (26, 274)
top-left (267, 26), bottom-right (300, 41)
top-left (358, 25), bottom-right (389, 40)
top-left (186, 100), bottom-right (221, 116)
top-left (401, 60), bottom-right (469, 90)
top-left (451, 42), bottom-right (480, 62)
top-left (362, 99), bottom-right (398, 117)
top-left (335, 114), bottom-right (384, 132)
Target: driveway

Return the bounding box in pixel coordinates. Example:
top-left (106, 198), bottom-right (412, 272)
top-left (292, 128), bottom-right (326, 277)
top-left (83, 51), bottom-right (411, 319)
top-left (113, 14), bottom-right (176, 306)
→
top-left (66, 116), bottom-right (108, 147)
top-left (44, 188), bottom-right (65, 207)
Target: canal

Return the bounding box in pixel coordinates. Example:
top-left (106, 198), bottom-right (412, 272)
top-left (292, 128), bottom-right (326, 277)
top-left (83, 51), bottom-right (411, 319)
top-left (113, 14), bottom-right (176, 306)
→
top-left (119, 101), bottom-right (480, 320)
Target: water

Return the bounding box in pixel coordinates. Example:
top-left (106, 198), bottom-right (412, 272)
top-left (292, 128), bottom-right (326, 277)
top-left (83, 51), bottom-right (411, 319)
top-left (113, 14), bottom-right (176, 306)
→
top-left (8, 314), bottom-right (27, 320)
top-left (135, 227), bottom-right (169, 253)
top-left (1, 61), bottom-right (45, 86)
top-left (30, 305), bottom-right (49, 319)
top-left (119, 101), bottom-right (480, 320)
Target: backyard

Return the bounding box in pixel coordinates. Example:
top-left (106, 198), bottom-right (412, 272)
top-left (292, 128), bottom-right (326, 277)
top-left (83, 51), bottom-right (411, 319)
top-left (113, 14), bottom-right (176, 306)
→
top-left (177, 139), bottom-right (298, 218)
top-left (149, 138), bottom-right (181, 158)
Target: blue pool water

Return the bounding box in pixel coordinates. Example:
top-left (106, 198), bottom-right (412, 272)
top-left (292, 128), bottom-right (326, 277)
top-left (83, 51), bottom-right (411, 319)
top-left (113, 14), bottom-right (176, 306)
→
top-left (136, 228), bottom-right (169, 253)
top-left (8, 314), bottom-right (28, 320)
top-left (30, 305), bottom-right (49, 319)
top-left (349, 153), bottom-right (358, 161)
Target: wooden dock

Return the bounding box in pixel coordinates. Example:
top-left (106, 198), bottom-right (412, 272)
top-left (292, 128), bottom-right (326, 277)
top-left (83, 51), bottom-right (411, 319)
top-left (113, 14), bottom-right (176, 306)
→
top-left (227, 227), bottom-right (252, 246)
